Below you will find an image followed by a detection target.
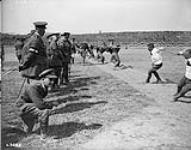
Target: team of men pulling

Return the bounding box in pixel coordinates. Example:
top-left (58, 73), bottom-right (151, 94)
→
top-left (13, 21), bottom-right (191, 139)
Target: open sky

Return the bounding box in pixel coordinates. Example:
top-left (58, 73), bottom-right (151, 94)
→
top-left (1, 0), bottom-right (191, 34)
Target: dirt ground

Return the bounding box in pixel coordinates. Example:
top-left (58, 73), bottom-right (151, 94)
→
top-left (1, 46), bottom-right (191, 150)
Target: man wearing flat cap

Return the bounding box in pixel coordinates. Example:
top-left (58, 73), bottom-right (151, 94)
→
top-left (57, 32), bottom-right (72, 84)
top-left (19, 21), bottom-right (48, 83)
top-left (15, 69), bottom-right (58, 139)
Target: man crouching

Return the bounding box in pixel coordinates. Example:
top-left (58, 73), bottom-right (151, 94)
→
top-left (15, 69), bottom-right (57, 139)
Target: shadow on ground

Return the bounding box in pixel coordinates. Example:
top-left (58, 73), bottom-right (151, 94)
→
top-left (50, 101), bottom-right (107, 115)
top-left (47, 121), bottom-right (103, 139)
top-left (49, 95), bottom-right (93, 104)
top-left (49, 76), bottom-right (100, 97)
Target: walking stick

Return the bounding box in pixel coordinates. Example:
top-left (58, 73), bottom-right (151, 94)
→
top-left (17, 78), bottom-right (26, 98)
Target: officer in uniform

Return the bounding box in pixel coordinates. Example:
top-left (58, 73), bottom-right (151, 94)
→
top-left (57, 32), bottom-right (72, 84)
top-left (15, 69), bottom-right (58, 139)
top-left (14, 37), bottom-right (25, 63)
top-left (19, 21), bottom-right (48, 83)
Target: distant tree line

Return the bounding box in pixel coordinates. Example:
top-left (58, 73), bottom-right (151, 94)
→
top-left (1, 31), bottom-right (191, 46)
top-left (1, 33), bottom-right (26, 45)
top-left (73, 31), bottom-right (191, 47)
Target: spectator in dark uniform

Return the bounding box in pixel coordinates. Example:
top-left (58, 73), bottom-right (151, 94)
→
top-left (19, 21), bottom-right (48, 84)
top-left (47, 33), bottom-right (64, 89)
top-left (14, 37), bottom-right (25, 63)
top-left (15, 69), bottom-right (58, 139)
top-left (57, 32), bottom-right (72, 84)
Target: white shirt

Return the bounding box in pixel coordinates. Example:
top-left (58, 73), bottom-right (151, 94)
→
top-left (150, 47), bottom-right (164, 65)
top-left (185, 58), bottom-right (191, 79)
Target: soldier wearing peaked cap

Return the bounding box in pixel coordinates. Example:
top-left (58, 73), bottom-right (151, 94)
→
top-left (57, 32), bottom-right (72, 84)
top-left (15, 68), bottom-right (58, 139)
top-left (19, 21), bottom-right (49, 84)
top-left (46, 32), bottom-right (60, 39)
top-left (47, 33), bottom-right (64, 89)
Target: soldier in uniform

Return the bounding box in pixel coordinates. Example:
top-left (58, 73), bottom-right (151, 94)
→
top-left (57, 32), bottom-right (72, 84)
top-left (47, 33), bottom-right (64, 89)
top-left (15, 69), bottom-right (58, 139)
top-left (19, 21), bottom-right (48, 83)
top-left (14, 37), bottom-right (25, 63)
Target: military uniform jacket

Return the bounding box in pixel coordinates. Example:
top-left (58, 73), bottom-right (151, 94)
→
top-left (47, 41), bottom-right (64, 67)
top-left (57, 37), bottom-right (72, 63)
top-left (16, 83), bottom-right (52, 110)
top-left (21, 32), bottom-right (48, 79)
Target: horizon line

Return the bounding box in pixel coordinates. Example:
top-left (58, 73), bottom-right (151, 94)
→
top-left (1, 30), bottom-right (191, 36)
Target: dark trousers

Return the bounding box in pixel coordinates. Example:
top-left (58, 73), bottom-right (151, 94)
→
top-left (61, 62), bottom-right (69, 84)
top-left (17, 103), bottom-right (50, 134)
top-left (50, 67), bottom-right (62, 86)
top-left (175, 76), bottom-right (191, 98)
top-left (146, 63), bottom-right (162, 82)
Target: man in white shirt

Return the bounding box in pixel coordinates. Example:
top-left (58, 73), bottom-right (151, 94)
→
top-left (173, 48), bottom-right (191, 102)
top-left (146, 43), bottom-right (165, 83)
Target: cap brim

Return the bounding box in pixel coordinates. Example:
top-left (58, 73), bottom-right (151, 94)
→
top-left (45, 74), bottom-right (57, 79)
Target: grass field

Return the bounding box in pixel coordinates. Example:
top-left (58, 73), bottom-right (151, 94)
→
top-left (1, 45), bottom-right (188, 149)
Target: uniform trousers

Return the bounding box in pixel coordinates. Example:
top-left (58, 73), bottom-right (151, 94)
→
top-left (16, 102), bottom-right (50, 133)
